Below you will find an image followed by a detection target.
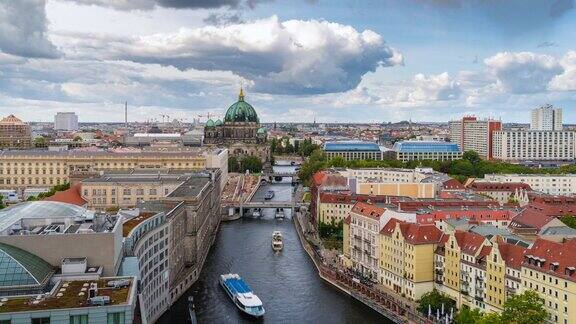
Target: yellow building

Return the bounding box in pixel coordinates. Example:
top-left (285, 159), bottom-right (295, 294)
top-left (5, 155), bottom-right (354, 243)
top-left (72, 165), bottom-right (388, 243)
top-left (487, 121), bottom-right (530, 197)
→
top-left (356, 182), bottom-right (436, 199)
top-left (0, 148), bottom-right (228, 190)
top-left (521, 238), bottom-right (576, 324)
top-left (318, 193), bottom-right (356, 224)
top-left (485, 237), bottom-right (525, 313)
top-left (439, 231), bottom-right (489, 308)
top-left (379, 218), bottom-right (444, 300)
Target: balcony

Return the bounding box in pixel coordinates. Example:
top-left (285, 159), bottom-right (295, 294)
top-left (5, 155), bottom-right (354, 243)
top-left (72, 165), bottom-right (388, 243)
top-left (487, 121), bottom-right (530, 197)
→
top-left (475, 296), bottom-right (484, 302)
top-left (354, 234), bottom-right (362, 240)
top-left (435, 268), bottom-right (444, 275)
top-left (363, 238), bottom-right (372, 244)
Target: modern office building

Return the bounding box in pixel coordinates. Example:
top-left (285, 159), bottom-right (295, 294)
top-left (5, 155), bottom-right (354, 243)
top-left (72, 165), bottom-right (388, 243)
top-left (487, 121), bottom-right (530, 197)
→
top-left (482, 173), bottom-right (576, 195)
top-left (54, 112), bottom-right (79, 131)
top-left (531, 104), bottom-right (562, 131)
top-left (323, 141), bottom-right (384, 161)
top-left (0, 147), bottom-right (228, 190)
top-left (0, 115), bottom-right (32, 149)
top-left (449, 116), bottom-right (502, 159)
top-left (492, 130), bottom-right (576, 162)
top-left (392, 141), bottom-right (462, 162)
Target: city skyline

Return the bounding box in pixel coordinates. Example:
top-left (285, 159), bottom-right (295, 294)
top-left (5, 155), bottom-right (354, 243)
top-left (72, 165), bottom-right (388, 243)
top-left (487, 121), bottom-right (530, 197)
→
top-left (1, 0), bottom-right (576, 123)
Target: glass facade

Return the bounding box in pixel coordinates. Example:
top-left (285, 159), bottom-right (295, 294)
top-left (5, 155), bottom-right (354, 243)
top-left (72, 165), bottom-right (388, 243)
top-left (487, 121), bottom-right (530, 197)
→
top-left (0, 243), bottom-right (53, 288)
top-left (393, 141), bottom-right (460, 153)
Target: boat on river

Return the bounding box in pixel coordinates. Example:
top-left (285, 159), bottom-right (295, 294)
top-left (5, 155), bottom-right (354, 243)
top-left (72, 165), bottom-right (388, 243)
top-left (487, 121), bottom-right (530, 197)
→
top-left (264, 190), bottom-right (275, 200)
top-left (272, 231), bottom-right (283, 251)
top-left (275, 208), bottom-right (285, 219)
top-left (219, 274), bottom-right (265, 317)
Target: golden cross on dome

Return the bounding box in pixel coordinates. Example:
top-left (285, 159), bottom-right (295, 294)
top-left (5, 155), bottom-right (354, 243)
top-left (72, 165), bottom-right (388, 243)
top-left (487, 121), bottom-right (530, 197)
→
top-left (239, 82), bottom-right (245, 101)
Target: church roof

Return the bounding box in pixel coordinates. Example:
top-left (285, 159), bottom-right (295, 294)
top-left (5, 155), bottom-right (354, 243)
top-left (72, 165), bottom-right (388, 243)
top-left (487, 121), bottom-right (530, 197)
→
top-left (0, 115), bottom-right (26, 125)
top-left (215, 119), bottom-right (223, 126)
top-left (224, 88), bottom-right (259, 123)
top-left (206, 119), bottom-right (215, 127)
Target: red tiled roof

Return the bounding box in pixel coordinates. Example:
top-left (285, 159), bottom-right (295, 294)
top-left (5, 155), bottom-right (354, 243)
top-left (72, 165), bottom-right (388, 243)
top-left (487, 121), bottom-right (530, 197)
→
top-left (344, 215), bottom-right (351, 225)
top-left (442, 178), bottom-right (465, 190)
top-left (454, 230), bottom-right (486, 255)
top-left (523, 238), bottom-right (576, 282)
top-left (509, 208), bottom-right (556, 231)
top-left (478, 245), bottom-right (492, 258)
top-left (319, 192), bottom-right (403, 205)
top-left (43, 183), bottom-right (87, 206)
top-left (381, 218), bottom-right (443, 244)
top-left (416, 209), bottom-right (514, 224)
top-left (496, 239), bottom-right (526, 270)
top-left (351, 201), bottom-right (385, 220)
top-left (467, 182), bottom-right (532, 191)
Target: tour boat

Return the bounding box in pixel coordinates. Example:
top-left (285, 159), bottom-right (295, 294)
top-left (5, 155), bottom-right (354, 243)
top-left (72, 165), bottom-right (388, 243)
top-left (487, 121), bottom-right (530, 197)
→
top-left (219, 274), bottom-right (265, 317)
top-left (272, 231), bottom-right (283, 251)
top-left (275, 208), bottom-right (285, 219)
top-left (264, 190), bottom-right (275, 200)
top-left (252, 208), bottom-right (261, 217)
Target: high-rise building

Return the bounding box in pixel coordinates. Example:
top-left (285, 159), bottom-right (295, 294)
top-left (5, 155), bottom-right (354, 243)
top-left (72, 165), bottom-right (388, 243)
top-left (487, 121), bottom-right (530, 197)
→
top-left (0, 114), bottom-right (32, 149)
top-left (492, 130), bottom-right (576, 162)
top-left (449, 116), bottom-right (501, 160)
top-left (54, 112), bottom-right (79, 131)
top-left (531, 104), bottom-right (562, 131)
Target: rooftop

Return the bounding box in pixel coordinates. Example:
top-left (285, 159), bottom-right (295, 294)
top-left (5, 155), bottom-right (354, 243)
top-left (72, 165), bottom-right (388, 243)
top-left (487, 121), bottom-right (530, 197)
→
top-left (43, 183), bottom-right (87, 206)
top-left (167, 175), bottom-right (211, 198)
top-left (122, 212), bottom-right (158, 237)
top-left (0, 243), bottom-right (54, 289)
top-left (324, 141), bottom-right (381, 152)
top-left (0, 277), bottom-right (134, 313)
top-left (393, 141), bottom-right (460, 153)
top-left (351, 202), bottom-right (385, 220)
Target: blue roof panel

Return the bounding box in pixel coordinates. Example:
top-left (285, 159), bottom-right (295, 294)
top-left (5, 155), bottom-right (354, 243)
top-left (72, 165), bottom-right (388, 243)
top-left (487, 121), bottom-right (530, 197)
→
top-left (324, 142), bottom-right (381, 152)
top-left (393, 141), bottom-right (460, 153)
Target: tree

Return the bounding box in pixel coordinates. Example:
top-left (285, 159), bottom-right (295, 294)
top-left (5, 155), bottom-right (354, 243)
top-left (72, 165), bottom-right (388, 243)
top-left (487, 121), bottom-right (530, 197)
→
top-left (560, 214), bottom-right (576, 229)
top-left (34, 136), bottom-right (46, 148)
top-left (228, 156), bottom-right (239, 173)
top-left (73, 136), bottom-right (83, 142)
top-left (0, 197), bottom-right (5, 210)
top-left (455, 307), bottom-right (484, 324)
top-left (500, 290), bottom-right (547, 324)
top-left (462, 150), bottom-right (481, 166)
top-left (240, 156), bottom-right (262, 173)
top-left (417, 289), bottom-right (456, 315)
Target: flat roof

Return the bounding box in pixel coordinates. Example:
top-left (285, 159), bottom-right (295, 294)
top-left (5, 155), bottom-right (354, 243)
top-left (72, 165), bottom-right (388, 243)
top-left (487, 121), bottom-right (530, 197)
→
top-left (393, 141), bottom-right (460, 153)
top-left (122, 212), bottom-right (158, 237)
top-left (168, 176), bottom-right (211, 198)
top-left (324, 141), bottom-right (381, 152)
top-left (0, 277), bottom-right (134, 313)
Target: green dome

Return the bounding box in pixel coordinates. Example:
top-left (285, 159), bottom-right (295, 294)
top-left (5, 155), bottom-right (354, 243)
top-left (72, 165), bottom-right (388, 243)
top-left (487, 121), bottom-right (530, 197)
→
top-left (257, 127), bottom-right (267, 134)
top-left (224, 88), bottom-right (259, 123)
top-left (215, 119), bottom-right (223, 126)
top-left (206, 119), bottom-right (215, 127)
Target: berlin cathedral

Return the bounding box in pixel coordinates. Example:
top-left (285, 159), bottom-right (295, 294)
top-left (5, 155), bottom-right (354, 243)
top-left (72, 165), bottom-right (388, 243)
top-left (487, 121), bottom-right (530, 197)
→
top-left (204, 88), bottom-right (270, 162)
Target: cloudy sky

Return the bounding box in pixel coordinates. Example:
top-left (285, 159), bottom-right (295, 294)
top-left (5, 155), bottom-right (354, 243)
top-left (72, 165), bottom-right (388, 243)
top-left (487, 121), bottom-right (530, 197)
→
top-left (1, 0), bottom-right (575, 123)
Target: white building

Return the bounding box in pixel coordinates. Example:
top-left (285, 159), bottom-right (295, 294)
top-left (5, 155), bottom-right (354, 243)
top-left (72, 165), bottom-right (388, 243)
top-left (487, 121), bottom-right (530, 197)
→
top-left (482, 173), bottom-right (576, 195)
top-left (449, 116), bottom-right (501, 160)
top-left (492, 130), bottom-right (576, 162)
top-left (54, 112), bottom-right (79, 131)
top-left (531, 104), bottom-right (562, 131)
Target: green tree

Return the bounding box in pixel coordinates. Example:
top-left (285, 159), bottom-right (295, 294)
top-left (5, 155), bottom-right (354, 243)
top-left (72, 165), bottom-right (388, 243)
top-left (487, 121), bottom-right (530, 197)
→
top-left (73, 136), bottom-right (83, 142)
top-left (560, 214), bottom-right (576, 229)
top-left (34, 136), bottom-right (46, 148)
top-left (500, 290), bottom-right (547, 324)
top-left (0, 197), bottom-right (5, 210)
top-left (240, 156), bottom-right (263, 173)
top-left (417, 289), bottom-right (456, 315)
top-left (462, 150), bottom-right (481, 166)
top-left (455, 307), bottom-right (484, 324)
top-left (228, 156), bottom-right (239, 173)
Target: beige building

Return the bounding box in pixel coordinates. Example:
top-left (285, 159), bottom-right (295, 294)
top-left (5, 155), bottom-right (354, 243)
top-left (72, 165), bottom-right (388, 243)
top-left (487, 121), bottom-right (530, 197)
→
top-left (82, 170), bottom-right (203, 210)
top-left (0, 114), bottom-right (32, 149)
top-left (0, 147), bottom-right (228, 190)
top-left (492, 130), bottom-right (576, 162)
top-left (449, 116), bottom-right (501, 159)
top-left (482, 173), bottom-right (576, 195)
top-left (356, 182), bottom-right (436, 198)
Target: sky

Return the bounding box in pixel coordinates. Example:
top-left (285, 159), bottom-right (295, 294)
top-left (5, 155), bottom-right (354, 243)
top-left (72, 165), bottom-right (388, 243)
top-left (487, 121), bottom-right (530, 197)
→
top-left (0, 0), bottom-right (575, 123)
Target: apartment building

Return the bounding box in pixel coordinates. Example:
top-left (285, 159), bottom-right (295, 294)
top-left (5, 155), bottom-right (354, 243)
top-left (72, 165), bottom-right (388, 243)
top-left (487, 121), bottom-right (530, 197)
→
top-left (449, 116), bottom-right (501, 159)
top-left (379, 218), bottom-right (444, 300)
top-left (0, 114), bottom-right (32, 149)
top-left (0, 147), bottom-right (228, 190)
top-left (521, 239), bottom-right (576, 324)
top-left (531, 104), bottom-right (562, 131)
top-left (492, 130), bottom-right (576, 162)
top-left (54, 112), bottom-right (79, 131)
top-left (482, 174), bottom-right (576, 195)
top-left (465, 181), bottom-right (531, 204)
top-left (348, 202), bottom-right (388, 281)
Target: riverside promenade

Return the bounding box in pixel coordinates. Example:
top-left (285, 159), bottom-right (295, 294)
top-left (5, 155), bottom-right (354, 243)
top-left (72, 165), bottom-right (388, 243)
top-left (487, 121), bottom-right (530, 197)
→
top-left (293, 213), bottom-right (435, 324)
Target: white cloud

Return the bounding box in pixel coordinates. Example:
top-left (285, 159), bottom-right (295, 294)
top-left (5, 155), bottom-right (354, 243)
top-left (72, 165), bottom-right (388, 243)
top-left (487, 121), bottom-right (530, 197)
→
top-left (0, 0), bottom-right (60, 58)
top-left (484, 52), bottom-right (563, 94)
top-left (549, 51), bottom-right (576, 91)
top-left (56, 16), bottom-right (403, 95)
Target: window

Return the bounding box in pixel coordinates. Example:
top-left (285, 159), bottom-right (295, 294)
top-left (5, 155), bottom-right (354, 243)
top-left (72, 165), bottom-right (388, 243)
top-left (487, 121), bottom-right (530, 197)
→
top-left (70, 315), bottom-right (88, 324)
top-left (107, 312), bottom-right (125, 324)
top-left (32, 318), bottom-right (50, 324)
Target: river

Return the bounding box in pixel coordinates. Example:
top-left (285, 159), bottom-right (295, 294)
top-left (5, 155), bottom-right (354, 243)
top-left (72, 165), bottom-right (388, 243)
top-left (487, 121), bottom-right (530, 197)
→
top-left (158, 162), bottom-right (390, 324)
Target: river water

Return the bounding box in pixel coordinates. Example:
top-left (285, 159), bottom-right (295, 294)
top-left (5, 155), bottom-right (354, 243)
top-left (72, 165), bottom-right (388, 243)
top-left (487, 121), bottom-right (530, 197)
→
top-left (159, 162), bottom-right (390, 324)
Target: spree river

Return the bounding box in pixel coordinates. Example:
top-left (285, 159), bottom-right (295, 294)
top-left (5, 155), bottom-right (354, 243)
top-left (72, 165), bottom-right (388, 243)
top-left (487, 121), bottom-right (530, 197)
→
top-left (159, 163), bottom-right (390, 324)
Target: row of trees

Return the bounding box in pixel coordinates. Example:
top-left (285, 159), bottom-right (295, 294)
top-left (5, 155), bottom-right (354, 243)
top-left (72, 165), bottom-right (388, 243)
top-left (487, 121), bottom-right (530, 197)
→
top-left (297, 149), bottom-right (576, 186)
top-left (228, 156), bottom-right (263, 173)
top-left (418, 290), bottom-right (548, 324)
top-left (27, 183), bottom-right (71, 201)
top-left (270, 137), bottom-right (320, 157)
